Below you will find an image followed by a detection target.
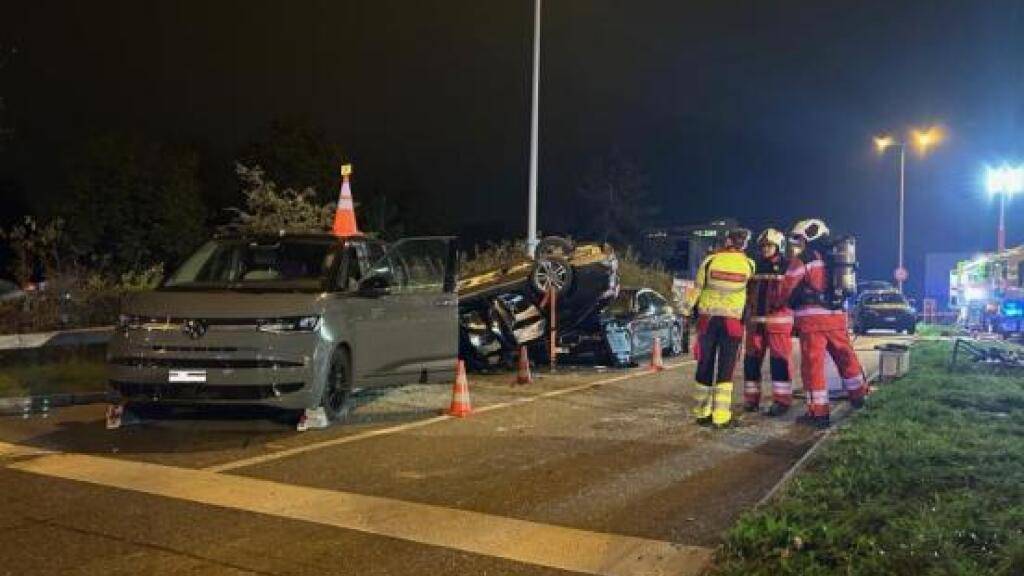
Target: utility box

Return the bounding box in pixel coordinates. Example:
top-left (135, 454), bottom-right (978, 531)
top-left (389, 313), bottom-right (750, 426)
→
top-left (876, 343), bottom-right (911, 382)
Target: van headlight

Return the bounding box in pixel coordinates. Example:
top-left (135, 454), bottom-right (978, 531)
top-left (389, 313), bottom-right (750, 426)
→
top-left (258, 316), bottom-right (321, 333)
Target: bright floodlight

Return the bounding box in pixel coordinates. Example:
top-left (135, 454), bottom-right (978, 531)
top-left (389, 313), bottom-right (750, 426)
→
top-left (986, 165), bottom-right (1024, 196)
top-left (874, 135), bottom-right (894, 153)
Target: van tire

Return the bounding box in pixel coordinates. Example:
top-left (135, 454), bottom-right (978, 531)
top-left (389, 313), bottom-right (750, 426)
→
top-left (321, 347), bottom-right (354, 422)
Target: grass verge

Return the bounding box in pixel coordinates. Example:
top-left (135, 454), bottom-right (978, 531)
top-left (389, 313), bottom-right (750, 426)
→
top-left (712, 340), bottom-right (1024, 575)
top-left (0, 345), bottom-right (108, 398)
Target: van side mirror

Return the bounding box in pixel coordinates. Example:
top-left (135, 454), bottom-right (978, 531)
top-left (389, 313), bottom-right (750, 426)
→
top-left (358, 271), bottom-right (393, 297)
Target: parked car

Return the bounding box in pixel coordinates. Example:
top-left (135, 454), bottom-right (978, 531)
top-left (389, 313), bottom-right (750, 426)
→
top-left (458, 237), bottom-right (621, 368)
top-left (595, 288), bottom-right (687, 365)
top-left (108, 232), bottom-right (458, 425)
top-left (851, 290), bottom-right (917, 334)
top-left (857, 280), bottom-right (895, 294)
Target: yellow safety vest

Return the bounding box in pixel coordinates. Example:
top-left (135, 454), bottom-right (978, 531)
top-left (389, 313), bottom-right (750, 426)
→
top-left (694, 249), bottom-right (755, 319)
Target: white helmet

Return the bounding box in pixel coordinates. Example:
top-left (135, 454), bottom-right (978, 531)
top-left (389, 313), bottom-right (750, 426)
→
top-left (757, 228), bottom-right (785, 251)
top-left (789, 219), bottom-right (830, 244)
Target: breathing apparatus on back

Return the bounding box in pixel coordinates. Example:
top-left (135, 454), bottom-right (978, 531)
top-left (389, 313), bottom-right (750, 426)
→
top-left (788, 219), bottom-right (858, 309)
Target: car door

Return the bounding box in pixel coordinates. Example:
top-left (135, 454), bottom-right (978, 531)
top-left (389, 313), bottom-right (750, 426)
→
top-left (351, 237), bottom-right (458, 385)
top-left (648, 291), bottom-right (675, 346)
top-left (633, 291), bottom-right (657, 355)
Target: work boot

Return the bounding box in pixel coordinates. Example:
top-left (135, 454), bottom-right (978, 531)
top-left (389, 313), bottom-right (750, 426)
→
top-left (713, 419), bottom-right (740, 430)
top-left (849, 396), bottom-right (866, 410)
top-left (795, 413), bottom-right (830, 429)
top-left (743, 402), bottom-right (759, 413)
top-left (695, 416), bottom-right (713, 427)
top-left (763, 402), bottom-right (790, 417)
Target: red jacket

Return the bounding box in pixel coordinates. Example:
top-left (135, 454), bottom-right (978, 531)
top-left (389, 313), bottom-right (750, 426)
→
top-left (746, 254), bottom-right (793, 333)
top-left (777, 249), bottom-right (848, 332)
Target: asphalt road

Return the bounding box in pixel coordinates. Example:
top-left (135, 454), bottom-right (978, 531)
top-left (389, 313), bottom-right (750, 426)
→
top-left (0, 333), bottom-right (909, 576)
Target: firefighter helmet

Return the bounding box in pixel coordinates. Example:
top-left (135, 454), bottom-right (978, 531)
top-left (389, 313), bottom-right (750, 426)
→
top-left (789, 219), bottom-right (830, 244)
top-left (757, 228), bottom-right (785, 251)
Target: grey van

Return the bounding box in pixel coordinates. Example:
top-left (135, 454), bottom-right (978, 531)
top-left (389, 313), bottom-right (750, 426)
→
top-left (107, 233), bottom-right (458, 423)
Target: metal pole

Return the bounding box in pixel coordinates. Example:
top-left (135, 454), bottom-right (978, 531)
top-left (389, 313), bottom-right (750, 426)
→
top-left (999, 192), bottom-right (1006, 252)
top-left (526, 0), bottom-right (541, 256)
top-left (898, 144), bottom-right (905, 293)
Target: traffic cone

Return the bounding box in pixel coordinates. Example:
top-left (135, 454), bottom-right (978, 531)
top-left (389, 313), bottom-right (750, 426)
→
top-left (515, 345), bottom-right (533, 385)
top-left (447, 360), bottom-right (473, 417)
top-left (332, 164), bottom-right (362, 237)
top-left (649, 336), bottom-right (665, 372)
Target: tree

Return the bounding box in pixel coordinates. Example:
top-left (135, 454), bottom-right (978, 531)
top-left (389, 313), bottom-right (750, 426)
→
top-left (573, 152), bottom-right (657, 247)
top-left (62, 134), bottom-right (209, 274)
top-left (238, 120), bottom-right (344, 204)
top-left (0, 216), bottom-right (64, 285)
top-left (226, 164), bottom-right (333, 234)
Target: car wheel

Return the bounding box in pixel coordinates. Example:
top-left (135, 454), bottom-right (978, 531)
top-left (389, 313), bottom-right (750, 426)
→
top-left (906, 324), bottom-right (916, 335)
top-left (535, 236), bottom-right (574, 259)
top-left (668, 323), bottom-right (684, 356)
top-left (530, 256), bottom-right (575, 297)
top-left (321, 347), bottom-right (354, 422)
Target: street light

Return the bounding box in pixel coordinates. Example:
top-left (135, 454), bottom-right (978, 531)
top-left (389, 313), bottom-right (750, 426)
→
top-left (985, 165), bottom-right (1024, 252)
top-left (526, 0), bottom-right (542, 256)
top-left (874, 126), bottom-right (943, 293)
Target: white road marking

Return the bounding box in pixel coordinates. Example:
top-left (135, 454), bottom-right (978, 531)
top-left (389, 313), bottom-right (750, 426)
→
top-left (12, 453), bottom-right (712, 576)
top-left (0, 441), bottom-right (55, 458)
top-left (206, 360), bottom-right (695, 473)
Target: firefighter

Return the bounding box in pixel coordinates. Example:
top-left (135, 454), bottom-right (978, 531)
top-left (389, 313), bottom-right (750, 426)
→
top-left (777, 219), bottom-right (866, 428)
top-left (742, 228), bottom-right (794, 415)
top-left (688, 228), bottom-right (755, 428)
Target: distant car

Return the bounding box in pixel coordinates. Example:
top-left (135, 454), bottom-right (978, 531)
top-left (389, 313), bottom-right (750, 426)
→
top-left (108, 232), bottom-right (459, 426)
top-left (0, 279), bottom-right (25, 303)
top-left (858, 280), bottom-right (895, 293)
top-left (851, 290), bottom-right (917, 335)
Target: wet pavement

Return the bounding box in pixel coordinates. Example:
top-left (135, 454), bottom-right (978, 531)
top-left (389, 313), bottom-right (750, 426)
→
top-left (0, 333), bottom-right (910, 576)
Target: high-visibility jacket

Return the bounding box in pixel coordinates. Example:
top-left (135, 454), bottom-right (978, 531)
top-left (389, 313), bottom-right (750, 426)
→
top-left (693, 248), bottom-right (755, 319)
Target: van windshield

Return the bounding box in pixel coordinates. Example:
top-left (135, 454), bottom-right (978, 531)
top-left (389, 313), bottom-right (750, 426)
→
top-left (162, 238), bottom-right (336, 292)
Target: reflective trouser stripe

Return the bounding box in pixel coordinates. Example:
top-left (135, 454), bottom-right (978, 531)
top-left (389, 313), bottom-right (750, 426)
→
top-left (772, 381), bottom-right (793, 406)
top-left (743, 380), bottom-right (760, 404)
top-left (843, 375), bottom-right (866, 399)
top-left (712, 381), bottom-right (733, 425)
top-left (808, 389), bottom-right (830, 417)
top-left (692, 383), bottom-right (712, 419)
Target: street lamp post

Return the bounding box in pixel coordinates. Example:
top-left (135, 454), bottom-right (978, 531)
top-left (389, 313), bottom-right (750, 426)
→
top-left (986, 165), bottom-right (1024, 252)
top-left (874, 127), bottom-right (942, 293)
top-left (526, 0), bottom-right (542, 256)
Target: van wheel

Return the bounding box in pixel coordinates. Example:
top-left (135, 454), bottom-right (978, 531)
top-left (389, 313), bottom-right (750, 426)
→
top-left (322, 348), bottom-right (354, 422)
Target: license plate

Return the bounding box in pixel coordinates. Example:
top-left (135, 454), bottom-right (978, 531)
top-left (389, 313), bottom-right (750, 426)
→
top-left (169, 370), bottom-right (206, 383)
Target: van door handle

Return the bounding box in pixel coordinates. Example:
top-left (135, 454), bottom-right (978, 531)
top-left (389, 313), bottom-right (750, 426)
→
top-left (434, 297), bottom-right (457, 307)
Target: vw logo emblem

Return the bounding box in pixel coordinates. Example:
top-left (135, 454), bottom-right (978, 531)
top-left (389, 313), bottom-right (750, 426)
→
top-left (182, 319), bottom-right (207, 340)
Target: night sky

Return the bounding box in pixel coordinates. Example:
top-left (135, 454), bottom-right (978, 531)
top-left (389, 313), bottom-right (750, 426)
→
top-left (2, 1), bottom-right (1023, 296)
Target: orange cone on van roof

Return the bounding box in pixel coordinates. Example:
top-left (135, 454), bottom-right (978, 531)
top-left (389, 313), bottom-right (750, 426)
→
top-left (332, 164), bottom-right (362, 237)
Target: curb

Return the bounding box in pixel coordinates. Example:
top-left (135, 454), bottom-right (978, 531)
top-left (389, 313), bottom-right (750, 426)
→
top-left (755, 369), bottom-right (881, 509)
top-left (0, 326), bottom-right (113, 351)
top-left (0, 391), bottom-right (115, 416)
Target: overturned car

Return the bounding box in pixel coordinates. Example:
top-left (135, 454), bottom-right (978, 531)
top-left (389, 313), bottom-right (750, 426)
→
top-left (458, 237), bottom-right (686, 368)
